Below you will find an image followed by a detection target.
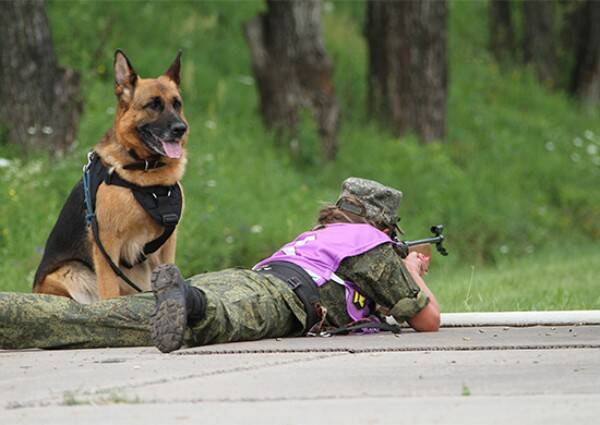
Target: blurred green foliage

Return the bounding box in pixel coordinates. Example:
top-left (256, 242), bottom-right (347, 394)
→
top-left (0, 1), bottom-right (598, 310)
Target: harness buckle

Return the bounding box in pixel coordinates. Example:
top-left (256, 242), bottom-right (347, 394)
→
top-left (83, 151), bottom-right (95, 173)
top-left (105, 170), bottom-right (114, 185)
top-left (85, 211), bottom-right (96, 225)
top-left (287, 276), bottom-right (301, 290)
top-left (162, 213), bottom-right (179, 225)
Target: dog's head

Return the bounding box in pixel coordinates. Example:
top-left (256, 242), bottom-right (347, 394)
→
top-left (113, 50), bottom-right (188, 160)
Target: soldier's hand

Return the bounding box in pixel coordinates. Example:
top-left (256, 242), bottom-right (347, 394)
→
top-left (403, 252), bottom-right (430, 277)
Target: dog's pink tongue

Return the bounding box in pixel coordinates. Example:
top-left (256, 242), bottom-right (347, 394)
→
top-left (162, 141), bottom-right (182, 158)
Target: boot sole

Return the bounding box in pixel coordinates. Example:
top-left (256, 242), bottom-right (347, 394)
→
top-left (150, 264), bottom-right (187, 353)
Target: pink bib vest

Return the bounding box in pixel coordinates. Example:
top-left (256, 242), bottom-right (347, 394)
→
top-left (254, 223), bottom-right (392, 321)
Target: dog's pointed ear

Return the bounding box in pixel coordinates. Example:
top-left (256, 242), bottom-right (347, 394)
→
top-left (164, 50), bottom-right (182, 86)
top-left (114, 49), bottom-right (137, 103)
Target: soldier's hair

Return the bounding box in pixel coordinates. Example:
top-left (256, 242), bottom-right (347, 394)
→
top-left (315, 195), bottom-right (387, 231)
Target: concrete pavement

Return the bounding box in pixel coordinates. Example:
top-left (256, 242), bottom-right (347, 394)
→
top-left (2, 325), bottom-right (600, 424)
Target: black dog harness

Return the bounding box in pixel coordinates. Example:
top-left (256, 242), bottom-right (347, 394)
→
top-left (83, 151), bottom-right (182, 292)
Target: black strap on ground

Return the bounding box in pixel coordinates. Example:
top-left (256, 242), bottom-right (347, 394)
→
top-left (317, 319), bottom-right (402, 337)
top-left (256, 261), bottom-right (321, 333)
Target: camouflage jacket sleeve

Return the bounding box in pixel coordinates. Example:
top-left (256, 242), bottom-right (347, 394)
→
top-left (335, 243), bottom-right (430, 323)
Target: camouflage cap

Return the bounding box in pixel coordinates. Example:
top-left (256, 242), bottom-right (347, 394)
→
top-left (336, 177), bottom-right (403, 229)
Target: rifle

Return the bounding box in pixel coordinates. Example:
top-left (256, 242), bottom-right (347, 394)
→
top-left (394, 224), bottom-right (448, 258)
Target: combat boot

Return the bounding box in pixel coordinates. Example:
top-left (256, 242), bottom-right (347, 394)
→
top-left (150, 264), bottom-right (206, 353)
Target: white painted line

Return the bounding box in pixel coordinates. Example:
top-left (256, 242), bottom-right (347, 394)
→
top-left (441, 310), bottom-right (600, 327)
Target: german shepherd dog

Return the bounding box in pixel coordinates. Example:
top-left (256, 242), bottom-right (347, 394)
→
top-left (33, 50), bottom-right (188, 303)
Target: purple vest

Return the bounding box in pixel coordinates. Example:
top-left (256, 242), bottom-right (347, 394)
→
top-left (254, 223), bottom-right (392, 321)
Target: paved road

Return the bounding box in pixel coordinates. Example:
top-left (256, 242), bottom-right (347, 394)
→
top-left (2, 326), bottom-right (600, 424)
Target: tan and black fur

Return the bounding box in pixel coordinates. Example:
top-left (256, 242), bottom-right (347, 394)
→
top-left (33, 50), bottom-right (189, 303)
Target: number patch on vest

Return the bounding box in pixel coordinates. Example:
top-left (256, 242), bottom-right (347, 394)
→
top-left (352, 291), bottom-right (367, 309)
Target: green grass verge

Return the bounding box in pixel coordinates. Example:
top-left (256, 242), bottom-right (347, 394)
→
top-left (429, 242), bottom-right (600, 312)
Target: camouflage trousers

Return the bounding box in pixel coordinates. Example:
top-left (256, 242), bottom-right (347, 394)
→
top-left (0, 269), bottom-right (306, 350)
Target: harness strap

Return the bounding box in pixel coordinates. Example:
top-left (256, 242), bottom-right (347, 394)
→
top-left (121, 225), bottom-right (176, 269)
top-left (256, 261), bottom-right (322, 333)
top-left (90, 217), bottom-right (144, 292)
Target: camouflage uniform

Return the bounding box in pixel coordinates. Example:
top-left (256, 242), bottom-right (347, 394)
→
top-left (321, 243), bottom-right (428, 327)
top-left (0, 244), bottom-right (425, 350)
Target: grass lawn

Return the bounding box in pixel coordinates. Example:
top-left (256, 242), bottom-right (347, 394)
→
top-left (429, 242), bottom-right (600, 312)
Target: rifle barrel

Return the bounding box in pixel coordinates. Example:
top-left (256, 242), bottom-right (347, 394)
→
top-left (404, 236), bottom-right (443, 247)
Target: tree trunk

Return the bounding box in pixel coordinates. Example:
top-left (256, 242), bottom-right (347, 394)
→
top-left (522, 0), bottom-right (558, 86)
top-left (0, 0), bottom-right (82, 153)
top-left (570, 0), bottom-right (600, 104)
top-left (489, 0), bottom-right (516, 63)
top-left (243, 0), bottom-right (339, 161)
top-left (366, 0), bottom-right (448, 143)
